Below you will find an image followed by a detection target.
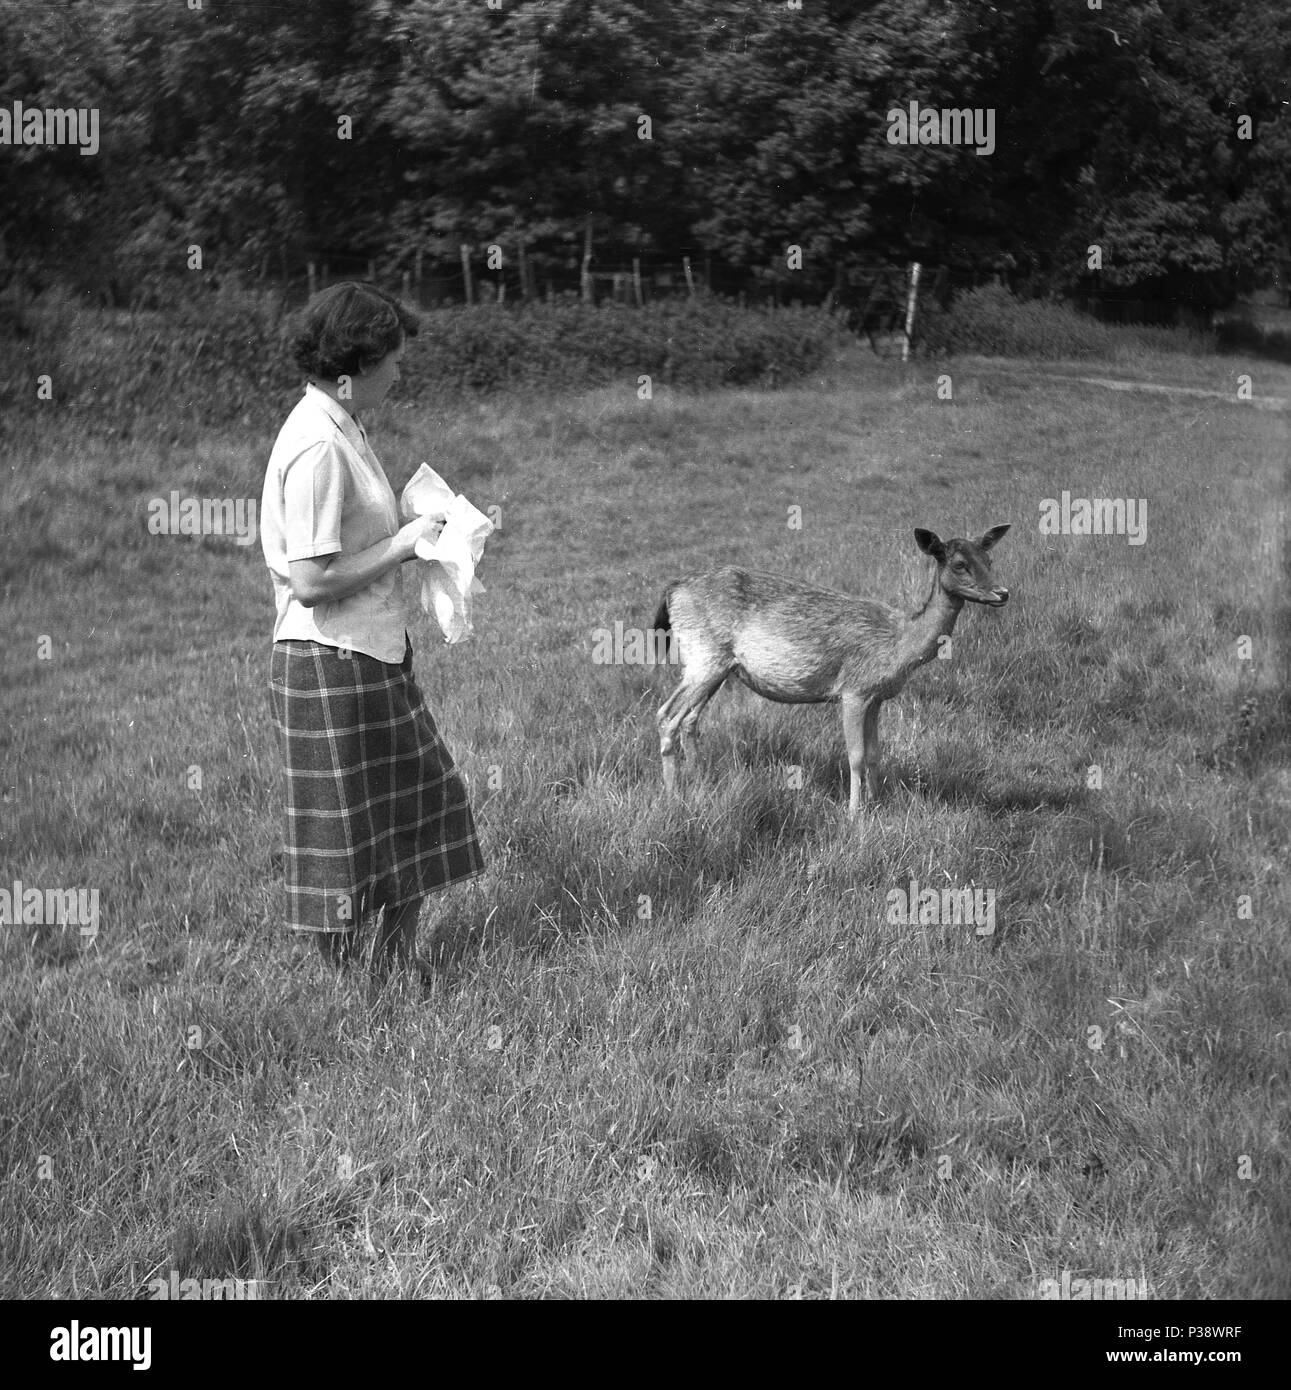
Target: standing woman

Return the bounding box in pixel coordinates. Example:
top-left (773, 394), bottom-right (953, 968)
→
top-left (260, 282), bottom-right (485, 981)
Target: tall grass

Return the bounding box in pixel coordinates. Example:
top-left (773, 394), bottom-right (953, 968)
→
top-left (1, 335), bottom-right (1288, 1297)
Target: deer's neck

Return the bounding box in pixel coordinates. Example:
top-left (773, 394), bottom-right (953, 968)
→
top-left (902, 571), bottom-right (963, 665)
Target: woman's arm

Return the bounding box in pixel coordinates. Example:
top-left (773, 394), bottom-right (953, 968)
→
top-left (289, 517), bottom-right (436, 607)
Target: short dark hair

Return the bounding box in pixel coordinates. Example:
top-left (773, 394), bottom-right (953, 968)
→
top-left (290, 281), bottom-right (420, 380)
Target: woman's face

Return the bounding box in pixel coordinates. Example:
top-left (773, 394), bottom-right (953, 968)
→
top-left (356, 336), bottom-right (405, 409)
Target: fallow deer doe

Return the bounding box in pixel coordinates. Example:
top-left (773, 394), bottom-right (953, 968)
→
top-left (654, 525), bottom-right (1010, 816)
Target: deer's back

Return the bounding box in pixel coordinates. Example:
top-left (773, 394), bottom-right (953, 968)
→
top-left (670, 566), bottom-right (904, 701)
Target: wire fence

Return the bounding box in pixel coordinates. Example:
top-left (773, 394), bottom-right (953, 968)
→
top-left (279, 251), bottom-right (1013, 337)
top-left (2, 239), bottom-right (1218, 341)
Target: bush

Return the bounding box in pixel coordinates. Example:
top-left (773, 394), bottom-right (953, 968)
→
top-left (916, 284), bottom-right (1112, 357)
top-left (0, 290), bottom-right (848, 430)
top-left (1214, 315), bottom-right (1291, 364)
top-left (916, 284), bottom-right (1214, 359)
top-left (399, 297), bottom-right (847, 395)
top-left (0, 281), bottom-right (295, 431)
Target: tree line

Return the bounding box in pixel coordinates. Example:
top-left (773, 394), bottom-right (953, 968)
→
top-left (1, 0), bottom-right (1287, 311)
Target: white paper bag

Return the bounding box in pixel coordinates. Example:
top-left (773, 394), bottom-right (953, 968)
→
top-left (399, 464), bottom-right (495, 644)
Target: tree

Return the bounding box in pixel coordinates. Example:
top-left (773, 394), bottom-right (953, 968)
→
top-left (372, 0), bottom-right (694, 284)
top-left (1, 0), bottom-right (1286, 309)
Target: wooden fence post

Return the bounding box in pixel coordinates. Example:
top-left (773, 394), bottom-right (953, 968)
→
top-left (682, 256), bottom-right (695, 297)
top-left (902, 262), bottom-right (921, 362)
top-left (632, 258), bottom-right (643, 307)
top-left (580, 217), bottom-right (594, 303)
top-left (460, 244), bottom-right (475, 305)
top-left (307, 261), bottom-right (317, 299)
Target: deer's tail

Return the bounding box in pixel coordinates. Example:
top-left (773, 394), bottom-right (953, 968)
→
top-left (653, 585), bottom-right (674, 636)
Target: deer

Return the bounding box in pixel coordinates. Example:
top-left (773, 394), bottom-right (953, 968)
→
top-left (654, 525), bottom-right (1010, 816)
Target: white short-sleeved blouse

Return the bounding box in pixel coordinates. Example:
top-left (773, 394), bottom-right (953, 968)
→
top-left (261, 383), bottom-right (407, 663)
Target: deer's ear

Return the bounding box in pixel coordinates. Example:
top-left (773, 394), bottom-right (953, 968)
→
top-left (914, 528), bottom-right (945, 559)
top-left (978, 524), bottom-right (1010, 551)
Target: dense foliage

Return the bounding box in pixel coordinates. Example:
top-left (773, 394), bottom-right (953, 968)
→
top-left (1, 0), bottom-right (1287, 310)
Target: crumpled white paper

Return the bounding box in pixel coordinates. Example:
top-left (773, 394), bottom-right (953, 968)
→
top-left (399, 463), bottom-right (495, 644)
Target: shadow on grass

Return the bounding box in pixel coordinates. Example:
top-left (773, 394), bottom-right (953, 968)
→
top-left (163, 1186), bottom-right (370, 1294)
top-left (901, 761), bottom-right (1091, 815)
top-left (479, 770), bottom-right (832, 961)
top-left (1215, 317), bottom-right (1291, 365)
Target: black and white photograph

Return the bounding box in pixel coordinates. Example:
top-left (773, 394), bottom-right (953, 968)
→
top-left (1, 0), bottom-right (1287, 1335)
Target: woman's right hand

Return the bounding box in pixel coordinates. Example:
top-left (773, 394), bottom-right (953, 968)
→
top-left (397, 515), bottom-right (446, 561)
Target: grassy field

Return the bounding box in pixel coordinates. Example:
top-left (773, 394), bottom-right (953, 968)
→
top-left (1, 337), bottom-right (1288, 1299)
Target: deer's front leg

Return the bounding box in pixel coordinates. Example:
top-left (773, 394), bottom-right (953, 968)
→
top-left (842, 694), bottom-right (866, 816)
top-left (842, 694), bottom-right (883, 816)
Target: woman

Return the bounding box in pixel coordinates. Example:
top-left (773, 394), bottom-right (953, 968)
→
top-left (260, 282), bottom-right (484, 982)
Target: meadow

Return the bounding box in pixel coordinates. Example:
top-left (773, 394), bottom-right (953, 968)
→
top-left (1, 325), bottom-right (1288, 1298)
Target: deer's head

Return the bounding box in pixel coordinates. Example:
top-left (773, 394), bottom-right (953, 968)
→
top-left (915, 525), bottom-right (1010, 606)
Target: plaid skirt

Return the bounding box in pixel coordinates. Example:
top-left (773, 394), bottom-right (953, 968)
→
top-left (269, 637), bottom-right (484, 932)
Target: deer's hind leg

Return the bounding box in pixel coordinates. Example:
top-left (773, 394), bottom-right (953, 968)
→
top-left (658, 662), bottom-right (730, 795)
